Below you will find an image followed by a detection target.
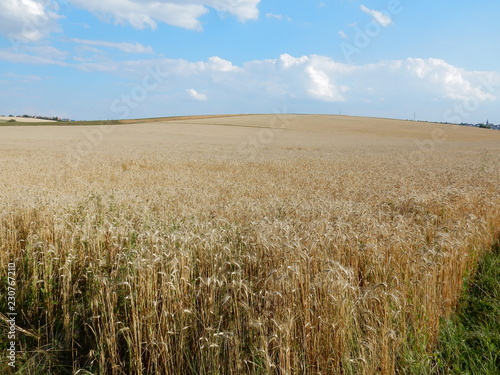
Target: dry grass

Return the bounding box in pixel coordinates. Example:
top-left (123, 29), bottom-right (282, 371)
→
top-left (0, 114), bottom-right (499, 374)
top-left (0, 116), bottom-right (57, 123)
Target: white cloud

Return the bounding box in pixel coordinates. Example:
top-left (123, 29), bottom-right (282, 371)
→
top-left (265, 12), bottom-right (291, 22)
top-left (3, 42), bottom-right (497, 122)
top-left (67, 0), bottom-right (261, 30)
top-left (338, 30), bottom-right (347, 39)
top-left (266, 13), bottom-right (282, 20)
top-left (306, 66), bottom-right (345, 102)
top-left (209, 0), bottom-right (261, 21)
top-left (0, 48), bottom-right (67, 65)
top-left (22, 44), bottom-right (69, 60)
top-left (69, 54), bottom-right (498, 111)
top-left (207, 56), bottom-right (240, 72)
top-left (360, 5), bottom-right (392, 27)
top-left (0, 0), bottom-right (61, 42)
top-left (187, 88), bottom-right (208, 101)
top-left (404, 58), bottom-right (497, 102)
top-left (279, 54), bottom-right (309, 69)
top-left (76, 61), bottom-right (118, 72)
top-left (4, 72), bottom-right (42, 83)
top-left (67, 0), bottom-right (205, 30)
top-left (71, 38), bottom-right (154, 54)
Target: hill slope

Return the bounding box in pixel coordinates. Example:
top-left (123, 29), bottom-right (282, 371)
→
top-left (1, 114), bottom-right (499, 374)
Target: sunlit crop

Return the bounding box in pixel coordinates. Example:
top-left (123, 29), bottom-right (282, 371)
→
top-left (1, 115), bottom-right (499, 374)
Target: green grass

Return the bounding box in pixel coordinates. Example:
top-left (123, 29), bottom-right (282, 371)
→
top-left (434, 240), bottom-right (500, 374)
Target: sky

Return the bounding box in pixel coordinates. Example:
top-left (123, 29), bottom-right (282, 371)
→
top-left (0, 0), bottom-right (499, 123)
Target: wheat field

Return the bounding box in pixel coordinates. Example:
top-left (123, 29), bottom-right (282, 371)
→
top-left (1, 114), bottom-right (499, 374)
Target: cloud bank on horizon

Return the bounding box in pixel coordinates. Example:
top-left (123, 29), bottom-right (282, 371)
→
top-left (0, 0), bottom-right (499, 123)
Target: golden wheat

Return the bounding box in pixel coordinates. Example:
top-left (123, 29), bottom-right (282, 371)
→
top-left (0, 115), bottom-right (499, 374)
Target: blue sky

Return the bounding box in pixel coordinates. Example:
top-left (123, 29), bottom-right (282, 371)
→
top-left (1, 0), bottom-right (499, 123)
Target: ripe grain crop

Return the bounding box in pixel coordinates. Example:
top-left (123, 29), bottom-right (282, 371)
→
top-left (0, 115), bottom-right (499, 374)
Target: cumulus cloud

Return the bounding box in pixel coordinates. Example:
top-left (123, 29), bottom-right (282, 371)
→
top-left (65, 53), bottom-right (499, 112)
top-left (71, 38), bottom-right (154, 54)
top-left (206, 56), bottom-right (240, 72)
top-left (360, 5), bottom-right (392, 27)
top-left (0, 0), bottom-right (61, 43)
top-left (278, 54), bottom-right (309, 69)
top-left (404, 58), bottom-right (497, 102)
top-left (67, 0), bottom-right (261, 30)
top-left (306, 66), bottom-right (345, 102)
top-left (3, 42), bottom-right (497, 121)
top-left (186, 88), bottom-right (208, 101)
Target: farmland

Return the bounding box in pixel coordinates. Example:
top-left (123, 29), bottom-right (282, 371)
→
top-left (1, 114), bottom-right (499, 374)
